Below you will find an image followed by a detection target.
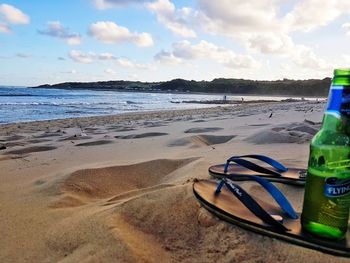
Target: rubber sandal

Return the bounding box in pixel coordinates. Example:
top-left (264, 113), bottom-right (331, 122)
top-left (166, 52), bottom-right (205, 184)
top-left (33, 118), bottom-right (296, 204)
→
top-left (193, 176), bottom-right (350, 257)
top-left (208, 154), bottom-right (307, 185)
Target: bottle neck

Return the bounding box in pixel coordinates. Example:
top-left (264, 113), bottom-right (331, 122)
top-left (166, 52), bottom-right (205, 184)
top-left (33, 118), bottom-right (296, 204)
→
top-left (322, 84), bottom-right (350, 133)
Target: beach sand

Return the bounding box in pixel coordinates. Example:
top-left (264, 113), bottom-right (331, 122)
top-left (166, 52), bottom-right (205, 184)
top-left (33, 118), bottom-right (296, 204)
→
top-left (0, 100), bottom-right (348, 262)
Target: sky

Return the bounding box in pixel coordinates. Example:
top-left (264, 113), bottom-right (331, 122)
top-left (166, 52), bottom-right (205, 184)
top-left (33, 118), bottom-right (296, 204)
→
top-left (0, 0), bottom-right (350, 86)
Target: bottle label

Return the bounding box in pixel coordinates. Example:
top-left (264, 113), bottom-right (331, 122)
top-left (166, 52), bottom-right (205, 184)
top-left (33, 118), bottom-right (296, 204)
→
top-left (326, 85), bottom-right (350, 118)
top-left (324, 177), bottom-right (350, 197)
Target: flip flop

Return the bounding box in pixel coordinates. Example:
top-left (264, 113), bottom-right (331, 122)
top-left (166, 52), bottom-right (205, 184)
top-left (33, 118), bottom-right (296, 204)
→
top-left (193, 176), bottom-right (350, 257)
top-left (208, 154), bottom-right (307, 185)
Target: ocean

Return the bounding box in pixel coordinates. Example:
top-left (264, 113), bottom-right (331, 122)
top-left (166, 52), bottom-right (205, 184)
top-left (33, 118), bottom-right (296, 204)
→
top-left (0, 86), bottom-right (314, 124)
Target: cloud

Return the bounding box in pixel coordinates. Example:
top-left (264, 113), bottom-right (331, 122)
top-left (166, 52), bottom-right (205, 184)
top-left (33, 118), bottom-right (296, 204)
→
top-left (342, 23), bottom-right (350, 36)
top-left (284, 0), bottom-right (350, 32)
top-left (0, 22), bottom-right (10, 33)
top-left (198, 0), bottom-right (280, 35)
top-left (154, 50), bottom-right (182, 65)
top-left (158, 40), bottom-right (260, 69)
top-left (104, 68), bottom-right (115, 74)
top-left (88, 21), bottom-right (153, 47)
top-left (98, 52), bottom-right (148, 69)
top-left (16, 52), bottom-right (30, 58)
top-left (60, 69), bottom-right (77, 74)
top-left (290, 45), bottom-right (330, 70)
top-left (116, 57), bottom-right (149, 69)
top-left (93, 0), bottom-right (144, 9)
top-left (0, 4), bottom-right (30, 24)
top-left (0, 4), bottom-right (29, 33)
top-left (38, 21), bottom-right (82, 45)
top-left (69, 50), bottom-right (149, 69)
top-left (69, 50), bottom-right (96, 63)
top-left (146, 0), bottom-right (196, 38)
top-left (244, 33), bottom-right (294, 54)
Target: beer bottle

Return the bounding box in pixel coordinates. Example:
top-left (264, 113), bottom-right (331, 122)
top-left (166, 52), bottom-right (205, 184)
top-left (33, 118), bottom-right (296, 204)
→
top-left (301, 68), bottom-right (350, 239)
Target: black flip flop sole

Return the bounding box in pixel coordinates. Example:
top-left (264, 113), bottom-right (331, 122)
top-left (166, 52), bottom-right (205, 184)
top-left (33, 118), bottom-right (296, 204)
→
top-left (209, 164), bottom-right (306, 186)
top-left (193, 180), bottom-right (350, 257)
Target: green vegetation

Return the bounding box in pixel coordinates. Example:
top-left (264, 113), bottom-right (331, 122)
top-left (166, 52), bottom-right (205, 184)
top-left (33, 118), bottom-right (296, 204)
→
top-left (33, 77), bottom-right (331, 97)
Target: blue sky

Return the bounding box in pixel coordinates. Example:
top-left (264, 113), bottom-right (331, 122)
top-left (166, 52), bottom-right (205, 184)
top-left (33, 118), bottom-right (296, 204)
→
top-left (0, 0), bottom-right (350, 86)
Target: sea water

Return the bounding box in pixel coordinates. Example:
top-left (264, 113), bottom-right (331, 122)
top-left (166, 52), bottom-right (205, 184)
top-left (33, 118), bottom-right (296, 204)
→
top-left (0, 86), bottom-right (320, 124)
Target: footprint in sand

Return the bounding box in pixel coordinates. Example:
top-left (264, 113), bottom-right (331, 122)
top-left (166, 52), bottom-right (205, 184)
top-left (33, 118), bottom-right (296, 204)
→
top-left (34, 132), bottom-right (64, 139)
top-left (184, 127), bottom-right (223, 133)
top-left (4, 145), bottom-right (57, 155)
top-left (107, 126), bottom-right (136, 132)
top-left (1, 134), bottom-right (26, 141)
top-left (191, 120), bottom-right (207, 123)
top-left (75, 140), bottom-right (114, 146)
top-left (27, 139), bottom-right (52, 144)
top-left (58, 135), bottom-right (93, 141)
top-left (115, 132), bottom-right (168, 139)
top-left (245, 120), bottom-right (320, 144)
top-left (168, 135), bottom-right (236, 147)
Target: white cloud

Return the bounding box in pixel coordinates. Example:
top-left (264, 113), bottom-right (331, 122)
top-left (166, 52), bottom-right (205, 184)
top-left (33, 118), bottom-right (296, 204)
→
top-left (88, 21), bottom-right (153, 47)
top-left (290, 45), bottom-right (330, 71)
top-left (159, 40), bottom-right (260, 69)
top-left (244, 33), bottom-right (294, 54)
top-left (38, 21), bottom-right (82, 45)
top-left (154, 50), bottom-right (182, 65)
top-left (284, 0), bottom-right (350, 32)
top-left (198, 0), bottom-right (280, 35)
top-left (61, 69), bottom-right (77, 74)
top-left (0, 4), bottom-right (29, 24)
top-left (69, 50), bottom-right (96, 64)
top-left (69, 50), bottom-right (149, 69)
top-left (146, 0), bottom-right (196, 38)
top-left (342, 23), bottom-right (350, 36)
top-left (116, 57), bottom-right (149, 69)
top-left (104, 68), bottom-right (115, 74)
top-left (0, 22), bottom-right (10, 33)
top-left (93, 0), bottom-right (144, 9)
top-left (98, 52), bottom-right (116, 60)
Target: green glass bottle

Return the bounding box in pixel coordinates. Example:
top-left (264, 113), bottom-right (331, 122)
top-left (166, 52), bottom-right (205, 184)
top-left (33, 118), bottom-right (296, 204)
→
top-left (301, 69), bottom-right (350, 240)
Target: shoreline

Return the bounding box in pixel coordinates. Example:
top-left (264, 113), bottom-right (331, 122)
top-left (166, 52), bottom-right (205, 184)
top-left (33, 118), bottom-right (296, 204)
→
top-left (0, 98), bottom-right (325, 128)
top-left (0, 102), bottom-right (274, 135)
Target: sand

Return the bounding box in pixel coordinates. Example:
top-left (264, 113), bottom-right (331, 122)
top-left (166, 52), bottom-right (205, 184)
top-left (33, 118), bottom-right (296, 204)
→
top-left (0, 100), bottom-right (348, 262)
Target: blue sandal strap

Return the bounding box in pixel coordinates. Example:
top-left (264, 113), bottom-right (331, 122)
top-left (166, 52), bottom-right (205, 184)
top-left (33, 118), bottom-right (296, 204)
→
top-left (224, 155), bottom-right (287, 175)
top-left (215, 178), bottom-right (289, 232)
top-left (217, 175), bottom-right (297, 218)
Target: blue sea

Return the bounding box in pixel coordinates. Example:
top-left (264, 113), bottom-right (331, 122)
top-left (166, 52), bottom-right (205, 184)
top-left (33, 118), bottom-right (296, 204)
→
top-left (0, 86), bottom-right (312, 124)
